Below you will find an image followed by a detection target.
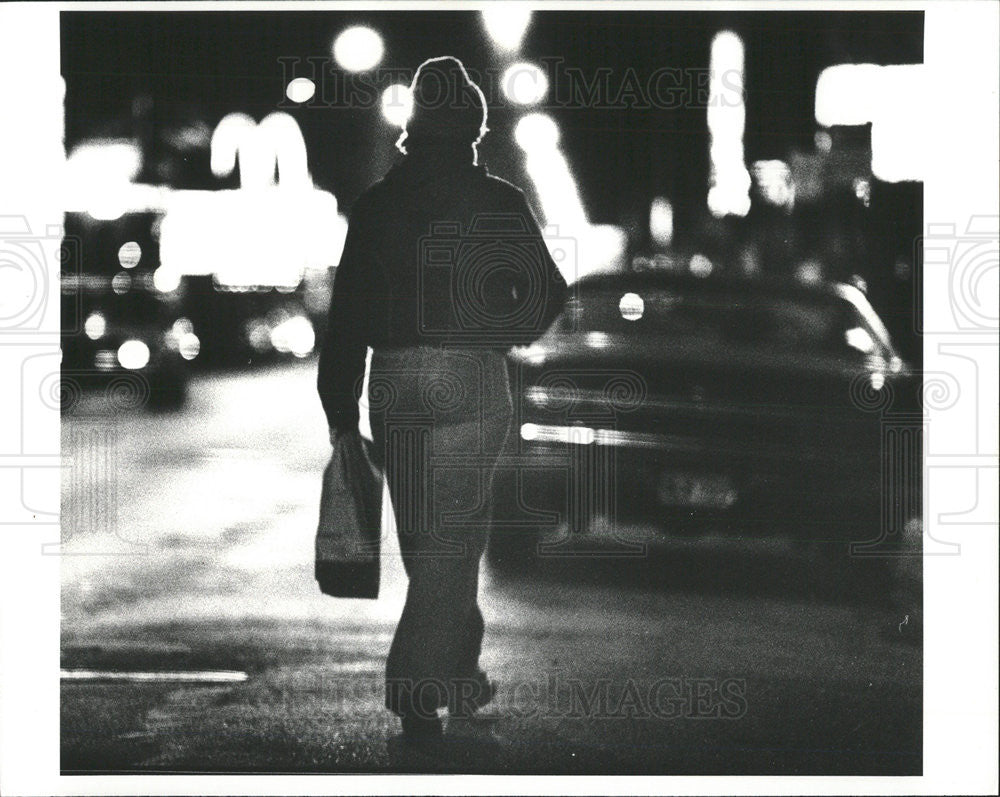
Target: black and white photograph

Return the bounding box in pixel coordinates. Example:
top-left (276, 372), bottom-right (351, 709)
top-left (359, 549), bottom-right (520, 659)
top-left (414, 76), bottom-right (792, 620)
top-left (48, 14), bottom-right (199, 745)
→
top-left (0, 1), bottom-right (997, 794)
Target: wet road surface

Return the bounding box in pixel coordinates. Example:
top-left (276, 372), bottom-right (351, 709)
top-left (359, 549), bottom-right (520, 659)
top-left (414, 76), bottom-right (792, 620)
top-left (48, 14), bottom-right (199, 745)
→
top-left (60, 361), bottom-right (921, 774)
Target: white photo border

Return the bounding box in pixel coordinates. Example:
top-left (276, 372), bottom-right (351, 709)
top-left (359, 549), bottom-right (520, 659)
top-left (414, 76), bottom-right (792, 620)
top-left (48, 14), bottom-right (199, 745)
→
top-left (0, 1), bottom-right (996, 795)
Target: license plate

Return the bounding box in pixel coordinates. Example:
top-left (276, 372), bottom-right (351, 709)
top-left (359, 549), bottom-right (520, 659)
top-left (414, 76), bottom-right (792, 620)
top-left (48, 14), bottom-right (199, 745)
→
top-left (657, 472), bottom-right (737, 508)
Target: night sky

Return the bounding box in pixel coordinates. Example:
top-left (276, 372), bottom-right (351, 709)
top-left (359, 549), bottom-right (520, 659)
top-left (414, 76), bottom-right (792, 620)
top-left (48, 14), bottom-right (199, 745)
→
top-left (61, 10), bottom-right (922, 232)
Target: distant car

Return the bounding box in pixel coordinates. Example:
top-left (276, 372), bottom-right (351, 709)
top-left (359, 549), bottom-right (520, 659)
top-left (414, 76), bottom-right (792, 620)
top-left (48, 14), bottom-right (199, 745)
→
top-left (179, 276), bottom-right (319, 366)
top-left (490, 269), bottom-right (920, 569)
top-left (61, 273), bottom-right (200, 410)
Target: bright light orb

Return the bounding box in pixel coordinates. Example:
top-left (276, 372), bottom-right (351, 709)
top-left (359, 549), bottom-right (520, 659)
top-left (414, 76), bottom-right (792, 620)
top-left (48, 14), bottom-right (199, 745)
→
top-left (482, 5), bottom-right (532, 52)
top-left (333, 26), bottom-right (384, 72)
top-left (502, 62), bottom-right (548, 105)
top-left (84, 312), bottom-right (106, 340)
top-left (689, 254), bottom-right (714, 278)
top-left (117, 340), bottom-right (150, 370)
top-left (619, 293), bottom-right (644, 321)
top-left (285, 77), bottom-right (316, 104)
top-left (585, 331), bottom-right (610, 349)
top-left (795, 259), bottom-right (824, 285)
top-left (153, 267), bottom-right (181, 294)
top-left (270, 315), bottom-right (315, 358)
top-left (649, 197), bottom-right (673, 247)
top-left (380, 84), bottom-right (413, 127)
top-left (179, 332), bottom-right (201, 361)
top-left (118, 241), bottom-right (141, 269)
top-left (111, 271), bottom-right (131, 294)
top-left (514, 113), bottom-right (560, 153)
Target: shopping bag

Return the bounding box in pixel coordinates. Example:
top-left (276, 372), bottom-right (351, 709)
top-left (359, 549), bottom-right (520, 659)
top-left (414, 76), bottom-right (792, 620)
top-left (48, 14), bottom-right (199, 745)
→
top-left (315, 429), bottom-right (382, 598)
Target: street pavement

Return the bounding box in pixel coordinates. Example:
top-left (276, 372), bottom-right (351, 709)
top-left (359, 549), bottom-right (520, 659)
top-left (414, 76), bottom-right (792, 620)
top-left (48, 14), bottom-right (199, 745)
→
top-left (60, 360), bottom-right (921, 774)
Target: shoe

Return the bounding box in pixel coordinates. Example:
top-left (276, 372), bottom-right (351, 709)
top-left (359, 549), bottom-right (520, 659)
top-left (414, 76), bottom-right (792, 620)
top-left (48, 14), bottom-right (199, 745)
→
top-left (450, 670), bottom-right (497, 718)
top-left (400, 712), bottom-right (444, 742)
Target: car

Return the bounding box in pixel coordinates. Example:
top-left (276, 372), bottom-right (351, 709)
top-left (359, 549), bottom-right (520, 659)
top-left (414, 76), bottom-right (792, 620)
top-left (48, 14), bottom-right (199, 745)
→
top-left (489, 269), bottom-right (921, 572)
top-left (61, 272), bottom-right (200, 411)
top-left (179, 275), bottom-right (320, 366)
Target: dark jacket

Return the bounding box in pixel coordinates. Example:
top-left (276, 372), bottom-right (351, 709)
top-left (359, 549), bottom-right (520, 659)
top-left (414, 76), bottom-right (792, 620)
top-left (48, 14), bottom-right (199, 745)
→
top-left (318, 145), bottom-right (568, 431)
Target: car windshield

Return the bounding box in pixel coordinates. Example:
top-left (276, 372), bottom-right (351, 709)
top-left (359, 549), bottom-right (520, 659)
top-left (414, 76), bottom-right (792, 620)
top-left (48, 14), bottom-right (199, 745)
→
top-left (563, 282), bottom-right (885, 356)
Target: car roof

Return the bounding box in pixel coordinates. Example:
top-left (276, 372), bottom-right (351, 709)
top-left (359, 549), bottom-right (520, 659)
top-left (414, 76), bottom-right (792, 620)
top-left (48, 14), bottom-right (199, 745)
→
top-left (570, 268), bottom-right (896, 351)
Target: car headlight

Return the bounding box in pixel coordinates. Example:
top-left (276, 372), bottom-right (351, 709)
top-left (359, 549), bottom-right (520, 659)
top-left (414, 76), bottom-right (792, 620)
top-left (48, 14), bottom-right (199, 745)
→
top-left (517, 344), bottom-right (547, 366)
top-left (270, 315), bottom-right (314, 358)
top-left (164, 318), bottom-right (199, 360)
top-left (117, 340), bottom-right (150, 370)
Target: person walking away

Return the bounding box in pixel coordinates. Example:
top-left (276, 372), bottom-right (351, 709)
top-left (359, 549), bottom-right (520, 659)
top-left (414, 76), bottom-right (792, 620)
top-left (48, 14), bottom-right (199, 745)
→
top-left (317, 56), bottom-right (567, 741)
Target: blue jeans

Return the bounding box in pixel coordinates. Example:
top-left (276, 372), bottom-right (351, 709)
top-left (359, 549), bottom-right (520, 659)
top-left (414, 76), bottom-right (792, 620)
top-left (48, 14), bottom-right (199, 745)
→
top-left (368, 347), bottom-right (512, 717)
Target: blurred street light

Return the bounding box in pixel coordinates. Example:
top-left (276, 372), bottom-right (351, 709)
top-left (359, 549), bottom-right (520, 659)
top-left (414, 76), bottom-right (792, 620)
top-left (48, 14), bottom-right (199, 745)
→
top-left (619, 292), bottom-right (645, 321)
top-left (84, 313), bottom-right (106, 341)
top-left (514, 112), bottom-right (625, 281)
top-left (502, 62), bottom-right (549, 105)
top-left (482, 5), bottom-right (532, 52)
top-left (380, 83), bottom-right (413, 127)
top-left (706, 31), bottom-right (751, 218)
top-left (270, 315), bottom-right (315, 358)
top-left (751, 160), bottom-right (794, 210)
top-left (117, 340), bottom-right (150, 370)
top-left (118, 241), bottom-right (142, 269)
top-left (111, 272), bottom-right (131, 294)
top-left (65, 139), bottom-right (142, 221)
top-left (689, 253), bottom-right (714, 278)
top-left (285, 77), bottom-right (316, 104)
top-left (514, 112), bottom-right (560, 152)
top-left (332, 26), bottom-right (384, 72)
top-left (153, 266), bottom-right (181, 294)
top-left (649, 196), bottom-right (674, 247)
